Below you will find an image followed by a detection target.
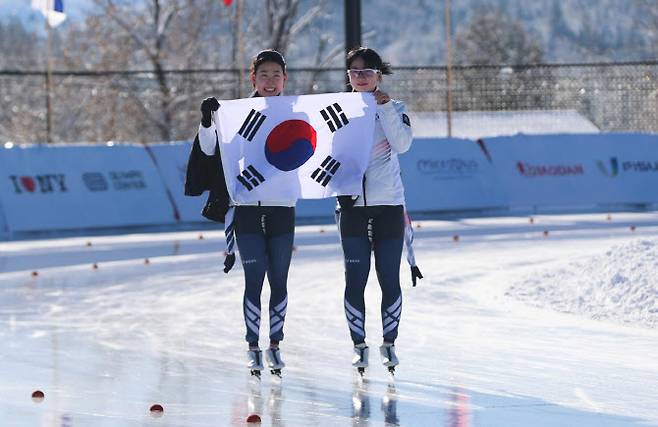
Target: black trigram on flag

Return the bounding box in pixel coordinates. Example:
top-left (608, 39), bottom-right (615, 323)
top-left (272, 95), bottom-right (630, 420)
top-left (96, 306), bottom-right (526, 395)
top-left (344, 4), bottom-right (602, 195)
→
top-left (238, 109), bottom-right (267, 142)
top-left (311, 156), bottom-right (341, 187)
top-left (236, 165), bottom-right (265, 191)
top-left (320, 103), bottom-right (349, 133)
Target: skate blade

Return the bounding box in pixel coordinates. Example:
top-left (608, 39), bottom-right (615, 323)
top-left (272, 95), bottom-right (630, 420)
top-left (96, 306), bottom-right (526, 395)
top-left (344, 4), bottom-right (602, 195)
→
top-left (250, 369), bottom-right (262, 380)
top-left (270, 368), bottom-right (282, 378)
top-left (387, 366), bottom-right (396, 377)
top-left (357, 367), bottom-right (366, 377)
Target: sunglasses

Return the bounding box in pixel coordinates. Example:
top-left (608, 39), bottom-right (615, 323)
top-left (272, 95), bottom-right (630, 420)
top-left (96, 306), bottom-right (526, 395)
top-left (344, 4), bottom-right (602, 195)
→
top-left (347, 68), bottom-right (379, 78)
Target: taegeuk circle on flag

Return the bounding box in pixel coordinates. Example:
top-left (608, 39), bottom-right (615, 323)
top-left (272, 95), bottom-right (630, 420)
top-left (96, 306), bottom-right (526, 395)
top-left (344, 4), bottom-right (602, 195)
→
top-left (264, 120), bottom-right (317, 171)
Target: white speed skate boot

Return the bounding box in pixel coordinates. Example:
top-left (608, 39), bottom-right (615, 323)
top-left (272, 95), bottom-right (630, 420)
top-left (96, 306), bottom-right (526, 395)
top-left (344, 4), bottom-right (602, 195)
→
top-left (247, 348), bottom-right (264, 379)
top-left (379, 342), bottom-right (399, 375)
top-left (265, 346), bottom-right (285, 377)
top-left (352, 343), bottom-right (369, 377)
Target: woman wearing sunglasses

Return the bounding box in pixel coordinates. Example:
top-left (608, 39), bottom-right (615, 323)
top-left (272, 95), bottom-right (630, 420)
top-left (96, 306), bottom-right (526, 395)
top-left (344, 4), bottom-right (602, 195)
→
top-left (338, 47), bottom-right (413, 375)
top-left (195, 50), bottom-right (293, 379)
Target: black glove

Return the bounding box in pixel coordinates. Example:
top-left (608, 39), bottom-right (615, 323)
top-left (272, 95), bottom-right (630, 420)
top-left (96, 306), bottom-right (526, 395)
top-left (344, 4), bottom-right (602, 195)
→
top-left (223, 252), bottom-right (236, 273)
top-left (200, 97), bottom-right (220, 127)
top-left (202, 195), bottom-right (229, 223)
top-left (411, 265), bottom-right (423, 287)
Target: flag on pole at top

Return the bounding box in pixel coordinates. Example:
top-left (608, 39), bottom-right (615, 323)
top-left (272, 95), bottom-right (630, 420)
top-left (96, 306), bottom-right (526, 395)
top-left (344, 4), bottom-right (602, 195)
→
top-left (31, 0), bottom-right (66, 27)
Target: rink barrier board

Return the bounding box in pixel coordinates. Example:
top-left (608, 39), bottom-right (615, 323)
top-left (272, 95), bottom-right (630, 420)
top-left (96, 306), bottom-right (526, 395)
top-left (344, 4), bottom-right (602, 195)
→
top-left (144, 142), bottom-right (207, 223)
top-left (0, 144), bottom-right (177, 233)
top-left (0, 133), bottom-right (656, 236)
top-left (481, 133), bottom-right (658, 208)
top-left (399, 137), bottom-right (508, 211)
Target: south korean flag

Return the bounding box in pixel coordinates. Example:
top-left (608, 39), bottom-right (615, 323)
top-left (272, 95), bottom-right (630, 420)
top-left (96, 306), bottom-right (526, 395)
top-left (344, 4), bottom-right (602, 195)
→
top-left (215, 92), bottom-right (376, 203)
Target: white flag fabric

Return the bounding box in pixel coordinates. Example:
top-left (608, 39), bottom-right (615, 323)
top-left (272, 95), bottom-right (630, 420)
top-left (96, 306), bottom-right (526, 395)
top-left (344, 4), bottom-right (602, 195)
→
top-left (31, 0), bottom-right (66, 27)
top-left (215, 92), bottom-right (376, 204)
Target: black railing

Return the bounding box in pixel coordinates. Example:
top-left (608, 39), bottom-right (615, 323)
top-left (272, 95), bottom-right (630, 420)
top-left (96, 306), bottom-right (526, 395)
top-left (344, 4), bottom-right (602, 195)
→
top-left (1, 61), bottom-right (656, 143)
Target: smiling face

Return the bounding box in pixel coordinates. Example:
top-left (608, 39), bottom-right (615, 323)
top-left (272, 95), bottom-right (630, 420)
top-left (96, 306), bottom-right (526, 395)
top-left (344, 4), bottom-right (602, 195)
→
top-left (250, 61), bottom-right (287, 97)
top-left (347, 56), bottom-right (381, 92)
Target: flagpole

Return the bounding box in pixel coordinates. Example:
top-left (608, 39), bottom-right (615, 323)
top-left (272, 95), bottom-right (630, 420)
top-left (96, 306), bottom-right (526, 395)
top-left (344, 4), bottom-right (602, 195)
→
top-left (236, 0), bottom-right (244, 98)
top-left (45, 8), bottom-right (53, 144)
top-left (444, 0), bottom-right (453, 138)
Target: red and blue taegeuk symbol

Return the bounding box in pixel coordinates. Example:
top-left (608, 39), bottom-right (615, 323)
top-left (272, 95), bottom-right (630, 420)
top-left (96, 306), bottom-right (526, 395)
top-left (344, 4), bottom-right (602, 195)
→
top-left (265, 120), bottom-right (317, 171)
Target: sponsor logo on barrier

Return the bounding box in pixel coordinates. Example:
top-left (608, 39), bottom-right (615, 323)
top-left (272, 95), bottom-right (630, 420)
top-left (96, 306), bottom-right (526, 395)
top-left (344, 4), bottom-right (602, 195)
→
top-left (597, 157), bottom-right (619, 177)
top-left (109, 170), bottom-right (146, 190)
top-left (597, 157), bottom-right (658, 176)
top-left (622, 160), bottom-right (658, 173)
top-left (9, 174), bottom-right (68, 194)
top-left (417, 158), bottom-right (479, 179)
top-left (82, 172), bottom-right (109, 191)
top-left (516, 162), bottom-right (584, 177)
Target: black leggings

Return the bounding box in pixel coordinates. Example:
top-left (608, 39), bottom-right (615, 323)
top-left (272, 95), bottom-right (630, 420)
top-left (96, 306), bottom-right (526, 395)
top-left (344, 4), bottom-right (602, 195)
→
top-left (234, 205), bottom-right (295, 346)
top-left (339, 205), bottom-right (404, 344)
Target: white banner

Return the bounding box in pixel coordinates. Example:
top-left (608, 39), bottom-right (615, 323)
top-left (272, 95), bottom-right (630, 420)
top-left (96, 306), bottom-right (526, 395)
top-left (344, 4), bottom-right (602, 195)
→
top-left (215, 92), bottom-right (376, 203)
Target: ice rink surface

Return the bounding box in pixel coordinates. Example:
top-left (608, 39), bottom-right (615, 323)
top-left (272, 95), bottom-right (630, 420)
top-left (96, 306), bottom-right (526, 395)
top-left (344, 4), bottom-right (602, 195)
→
top-left (1, 212), bottom-right (658, 426)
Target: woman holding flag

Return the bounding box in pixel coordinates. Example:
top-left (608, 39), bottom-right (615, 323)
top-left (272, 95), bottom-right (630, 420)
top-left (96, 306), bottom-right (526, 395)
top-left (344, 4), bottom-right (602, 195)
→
top-left (337, 47), bottom-right (415, 375)
top-left (194, 49), bottom-right (294, 378)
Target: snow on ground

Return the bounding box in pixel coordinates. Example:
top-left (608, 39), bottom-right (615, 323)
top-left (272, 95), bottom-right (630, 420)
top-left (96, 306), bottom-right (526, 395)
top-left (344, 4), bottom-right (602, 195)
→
top-left (507, 238), bottom-right (658, 328)
top-left (1, 212), bottom-right (658, 426)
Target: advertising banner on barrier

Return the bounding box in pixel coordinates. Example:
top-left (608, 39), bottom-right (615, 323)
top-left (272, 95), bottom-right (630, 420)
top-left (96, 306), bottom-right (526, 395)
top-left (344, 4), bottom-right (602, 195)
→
top-left (482, 133), bottom-right (658, 208)
top-left (0, 144), bottom-right (177, 232)
top-left (399, 138), bottom-right (507, 212)
top-left (145, 142), bottom-right (208, 223)
top-left (2, 134), bottom-right (655, 236)
top-left (587, 133), bottom-right (658, 204)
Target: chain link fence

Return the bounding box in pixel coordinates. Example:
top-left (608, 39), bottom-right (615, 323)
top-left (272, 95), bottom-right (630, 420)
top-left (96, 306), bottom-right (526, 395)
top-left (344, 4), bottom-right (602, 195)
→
top-left (1, 61), bottom-right (656, 144)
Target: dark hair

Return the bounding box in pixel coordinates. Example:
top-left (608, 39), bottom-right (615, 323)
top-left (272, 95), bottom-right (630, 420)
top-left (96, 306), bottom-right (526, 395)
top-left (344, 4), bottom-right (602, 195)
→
top-left (250, 49), bottom-right (287, 74)
top-left (346, 47), bottom-right (392, 75)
